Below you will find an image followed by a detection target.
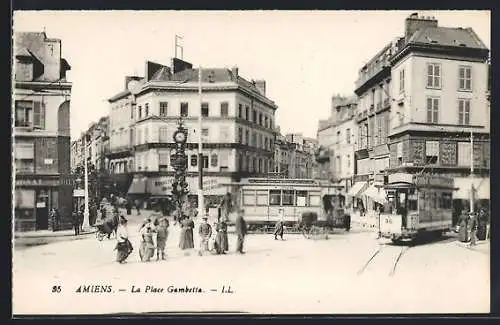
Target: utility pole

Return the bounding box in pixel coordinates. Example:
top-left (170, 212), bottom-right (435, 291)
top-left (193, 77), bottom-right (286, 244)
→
top-left (470, 130), bottom-right (475, 214)
top-left (83, 134), bottom-right (90, 230)
top-left (198, 67), bottom-right (205, 217)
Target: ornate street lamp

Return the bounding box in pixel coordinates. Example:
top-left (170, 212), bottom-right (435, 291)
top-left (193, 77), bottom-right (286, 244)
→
top-left (170, 118), bottom-right (189, 218)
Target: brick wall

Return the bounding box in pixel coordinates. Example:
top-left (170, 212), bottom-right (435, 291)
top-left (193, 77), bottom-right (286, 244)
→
top-left (58, 136), bottom-right (71, 176)
top-left (57, 185), bottom-right (73, 230)
top-left (35, 137), bottom-right (59, 174)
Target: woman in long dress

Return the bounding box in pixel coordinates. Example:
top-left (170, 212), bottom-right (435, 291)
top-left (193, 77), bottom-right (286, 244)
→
top-left (179, 215), bottom-right (195, 254)
top-left (139, 221), bottom-right (156, 262)
top-left (115, 216), bottom-right (133, 263)
top-left (215, 220), bottom-right (229, 254)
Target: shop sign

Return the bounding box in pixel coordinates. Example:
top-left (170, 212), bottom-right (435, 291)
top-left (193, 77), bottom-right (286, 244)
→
top-left (16, 178), bottom-right (60, 187)
top-left (36, 202), bottom-right (46, 208)
top-left (149, 177), bottom-right (229, 195)
top-left (73, 189), bottom-right (85, 197)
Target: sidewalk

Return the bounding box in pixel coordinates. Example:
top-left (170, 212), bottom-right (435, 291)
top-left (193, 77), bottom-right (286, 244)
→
top-left (14, 228), bottom-right (95, 239)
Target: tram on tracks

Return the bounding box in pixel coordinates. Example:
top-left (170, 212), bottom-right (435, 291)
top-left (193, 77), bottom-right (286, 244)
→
top-left (231, 178), bottom-right (350, 233)
top-left (379, 173), bottom-right (455, 243)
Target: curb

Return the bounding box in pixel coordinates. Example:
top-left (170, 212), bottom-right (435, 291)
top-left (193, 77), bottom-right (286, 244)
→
top-left (14, 230), bottom-right (96, 240)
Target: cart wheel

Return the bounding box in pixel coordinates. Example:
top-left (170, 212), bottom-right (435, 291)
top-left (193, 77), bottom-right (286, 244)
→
top-left (97, 232), bottom-right (105, 241)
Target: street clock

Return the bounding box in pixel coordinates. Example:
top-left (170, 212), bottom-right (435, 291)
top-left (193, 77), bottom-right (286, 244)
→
top-left (173, 130), bottom-right (187, 143)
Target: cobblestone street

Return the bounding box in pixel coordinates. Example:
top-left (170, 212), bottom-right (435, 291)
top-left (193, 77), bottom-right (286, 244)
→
top-left (13, 213), bottom-right (490, 314)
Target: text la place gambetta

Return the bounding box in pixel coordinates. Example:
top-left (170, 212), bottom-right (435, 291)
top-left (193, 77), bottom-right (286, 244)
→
top-left (131, 285), bottom-right (203, 293)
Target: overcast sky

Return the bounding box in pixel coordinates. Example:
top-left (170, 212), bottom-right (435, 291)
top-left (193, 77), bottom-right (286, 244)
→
top-left (13, 10), bottom-right (490, 139)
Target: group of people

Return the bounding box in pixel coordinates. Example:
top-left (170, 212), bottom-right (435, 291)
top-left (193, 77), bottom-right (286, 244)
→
top-left (113, 204), bottom-right (249, 264)
top-left (457, 208), bottom-right (489, 246)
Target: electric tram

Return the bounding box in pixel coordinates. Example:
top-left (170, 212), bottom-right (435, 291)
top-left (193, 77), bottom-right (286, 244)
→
top-left (379, 173), bottom-right (454, 243)
top-left (233, 178), bottom-right (350, 233)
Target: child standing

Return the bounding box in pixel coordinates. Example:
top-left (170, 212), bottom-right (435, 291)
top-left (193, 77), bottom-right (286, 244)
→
top-left (156, 217), bottom-right (169, 260)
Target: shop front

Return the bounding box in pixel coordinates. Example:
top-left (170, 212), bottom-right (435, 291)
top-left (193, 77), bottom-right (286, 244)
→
top-left (147, 176), bottom-right (233, 211)
top-left (14, 176), bottom-right (73, 232)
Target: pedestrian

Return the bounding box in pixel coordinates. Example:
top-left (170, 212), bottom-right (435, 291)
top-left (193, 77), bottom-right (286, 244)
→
top-left (235, 208), bottom-right (248, 254)
top-left (458, 209), bottom-right (469, 243)
top-left (274, 210), bottom-right (285, 240)
top-left (78, 207), bottom-right (84, 232)
top-left (72, 209), bottom-right (80, 236)
top-left (469, 212), bottom-right (479, 247)
top-left (155, 217), bottom-right (169, 261)
top-left (139, 221), bottom-right (156, 262)
top-left (115, 216), bottom-right (133, 264)
top-left (198, 216), bottom-right (212, 256)
top-left (179, 215), bottom-right (195, 255)
top-left (215, 219), bottom-right (229, 254)
top-left (50, 208), bottom-right (59, 232)
top-left (219, 192), bottom-right (233, 222)
top-left (135, 199), bottom-right (141, 216)
top-left (100, 205), bottom-right (107, 221)
top-left (126, 199), bottom-right (132, 215)
top-left (477, 208), bottom-right (488, 241)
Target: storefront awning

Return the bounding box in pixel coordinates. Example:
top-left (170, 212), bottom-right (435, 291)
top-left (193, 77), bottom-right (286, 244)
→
top-left (454, 177), bottom-right (490, 200)
top-left (127, 178), bottom-right (147, 195)
top-left (347, 181), bottom-right (367, 198)
top-left (362, 184), bottom-right (387, 204)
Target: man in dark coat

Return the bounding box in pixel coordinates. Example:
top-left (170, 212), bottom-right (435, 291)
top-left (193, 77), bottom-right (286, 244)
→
top-left (72, 209), bottom-right (80, 236)
top-left (235, 208), bottom-right (247, 254)
top-left (126, 200), bottom-right (132, 215)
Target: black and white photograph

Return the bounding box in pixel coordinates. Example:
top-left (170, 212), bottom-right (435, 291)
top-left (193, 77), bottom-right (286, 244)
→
top-left (12, 10), bottom-right (490, 315)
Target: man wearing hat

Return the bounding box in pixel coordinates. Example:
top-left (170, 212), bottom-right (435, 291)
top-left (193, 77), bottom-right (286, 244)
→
top-left (235, 208), bottom-right (248, 254)
top-left (198, 215), bottom-right (212, 256)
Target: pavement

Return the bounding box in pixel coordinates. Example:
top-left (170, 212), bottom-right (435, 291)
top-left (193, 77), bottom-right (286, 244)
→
top-left (12, 216), bottom-right (490, 315)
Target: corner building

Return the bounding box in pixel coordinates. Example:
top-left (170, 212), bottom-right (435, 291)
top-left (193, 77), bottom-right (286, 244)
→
top-left (387, 14), bottom-right (490, 218)
top-left (110, 58), bottom-right (278, 208)
top-left (13, 32), bottom-right (73, 231)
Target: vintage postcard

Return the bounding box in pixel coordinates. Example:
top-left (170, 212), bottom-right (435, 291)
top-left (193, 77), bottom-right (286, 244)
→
top-left (12, 10), bottom-right (490, 315)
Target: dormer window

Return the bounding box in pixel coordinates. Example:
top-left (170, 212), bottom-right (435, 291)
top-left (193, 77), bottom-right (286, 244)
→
top-left (16, 61), bottom-right (33, 81)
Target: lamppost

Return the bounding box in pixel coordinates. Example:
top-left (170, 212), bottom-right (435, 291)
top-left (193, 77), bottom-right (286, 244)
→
top-left (171, 118), bottom-right (189, 217)
top-left (197, 67), bottom-right (205, 217)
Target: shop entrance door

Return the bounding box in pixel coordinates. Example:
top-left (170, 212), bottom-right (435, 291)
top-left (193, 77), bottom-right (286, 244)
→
top-left (36, 190), bottom-right (49, 230)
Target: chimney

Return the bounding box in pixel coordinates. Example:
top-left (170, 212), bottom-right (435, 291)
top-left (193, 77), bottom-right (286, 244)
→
top-left (254, 80), bottom-right (266, 96)
top-left (405, 13), bottom-right (438, 41)
top-left (231, 66), bottom-right (239, 79)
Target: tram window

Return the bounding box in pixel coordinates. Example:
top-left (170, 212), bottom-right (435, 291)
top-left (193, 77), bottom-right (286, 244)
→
top-left (408, 199), bottom-right (417, 211)
top-left (309, 195), bottom-right (321, 206)
top-left (256, 191), bottom-right (268, 206)
top-left (269, 190), bottom-right (281, 206)
top-left (282, 190), bottom-right (294, 206)
top-left (296, 191), bottom-right (307, 207)
top-left (243, 191), bottom-right (256, 206)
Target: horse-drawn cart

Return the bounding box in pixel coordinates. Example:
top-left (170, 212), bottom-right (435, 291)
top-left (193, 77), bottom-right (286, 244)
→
top-left (299, 206), bottom-right (351, 239)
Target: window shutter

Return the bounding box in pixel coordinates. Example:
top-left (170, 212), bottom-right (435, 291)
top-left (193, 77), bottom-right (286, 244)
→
top-left (33, 101), bottom-right (41, 128)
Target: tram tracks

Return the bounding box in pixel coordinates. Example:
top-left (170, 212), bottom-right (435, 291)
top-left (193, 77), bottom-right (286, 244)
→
top-left (357, 244), bottom-right (412, 277)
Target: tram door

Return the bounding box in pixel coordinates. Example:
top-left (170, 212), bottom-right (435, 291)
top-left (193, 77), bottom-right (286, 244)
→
top-left (35, 189), bottom-right (49, 230)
